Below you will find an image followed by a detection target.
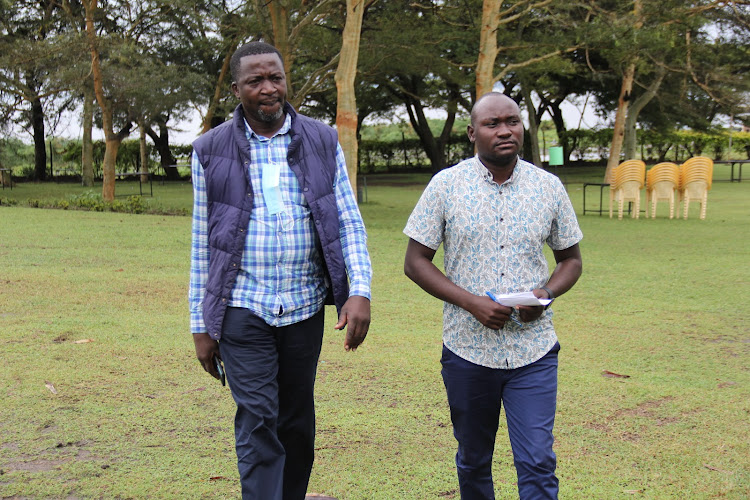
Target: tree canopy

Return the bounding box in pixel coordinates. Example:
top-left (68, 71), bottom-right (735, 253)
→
top-left (0, 0), bottom-right (748, 185)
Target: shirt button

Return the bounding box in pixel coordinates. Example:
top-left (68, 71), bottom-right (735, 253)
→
top-left (304, 187), bottom-right (309, 192)
top-left (221, 298), bottom-right (227, 303)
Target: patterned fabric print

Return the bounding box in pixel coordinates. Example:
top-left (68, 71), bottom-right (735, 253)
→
top-left (403, 157), bottom-right (582, 369)
top-left (189, 115), bottom-right (372, 332)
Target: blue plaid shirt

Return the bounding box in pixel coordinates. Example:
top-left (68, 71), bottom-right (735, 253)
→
top-left (189, 114), bottom-right (371, 333)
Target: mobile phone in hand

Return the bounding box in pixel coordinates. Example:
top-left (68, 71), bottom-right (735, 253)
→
top-left (213, 355), bottom-right (226, 386)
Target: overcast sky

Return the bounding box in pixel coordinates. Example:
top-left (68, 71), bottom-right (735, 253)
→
top-left (41, 93), bottom-right (603, 147)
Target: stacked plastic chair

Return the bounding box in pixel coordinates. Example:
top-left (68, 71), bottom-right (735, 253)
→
top-left (609, 160), bottom-right (646, 220)
top-left (645, 162), bottom-right (680, 219)
top-left (679, 157), bottom-right (713, 220)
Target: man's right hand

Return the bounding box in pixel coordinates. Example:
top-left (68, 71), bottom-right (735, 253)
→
top-left (467, 295), bottom-right (513, 330)
top-left (405, 238), bottom-right (514, 330)
top-left (193, 332), bottom-right (221, 380)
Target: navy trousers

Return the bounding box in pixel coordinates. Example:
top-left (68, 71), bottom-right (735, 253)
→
top-left (441, 343), bottom-right (560, 500)
top-left (219, 307), bottom-right (325, 500)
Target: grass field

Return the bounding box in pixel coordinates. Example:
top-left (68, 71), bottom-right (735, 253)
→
top-left (1, 171), bottom-right (748, 499)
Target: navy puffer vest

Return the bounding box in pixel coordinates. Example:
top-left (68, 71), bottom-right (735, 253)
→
top-left (193, 103), bottom-right (349, 339)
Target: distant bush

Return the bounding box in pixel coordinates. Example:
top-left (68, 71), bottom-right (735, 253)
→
top-left (0, 138), bottom-right (34, 173)
top-left (0, 197), bottom-right (19, 207)
top-left (359, 133), bottom-right (473, 173)
top-left (555, 128), bottom-right (750, 163)
top-left (171, 144), bottom-right (193, 157)
top-left (14, 191), bottom-right (188, 216)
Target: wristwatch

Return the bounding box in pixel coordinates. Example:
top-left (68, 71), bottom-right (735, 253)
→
top-left (540, 285), bottom-right (555, 309)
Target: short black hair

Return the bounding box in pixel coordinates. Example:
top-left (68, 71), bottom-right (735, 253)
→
top-left (230, 41), bottom-right (284, 82)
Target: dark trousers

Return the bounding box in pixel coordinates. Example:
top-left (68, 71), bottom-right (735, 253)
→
top-left (441, 343), bottom-right (560, 500)
top-left (219, 307), bottom-right (325, 500)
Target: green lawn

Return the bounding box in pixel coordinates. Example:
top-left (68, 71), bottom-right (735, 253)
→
top-left (1, 174), bottom-right (748, 499)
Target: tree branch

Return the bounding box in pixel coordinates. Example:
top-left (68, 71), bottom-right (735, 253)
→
top-left (493, 46), bottom-right (579, 83)
top-left (289, 0), bottom-right (337, 46)
top-left (291, 53), bottom-right (340, 107)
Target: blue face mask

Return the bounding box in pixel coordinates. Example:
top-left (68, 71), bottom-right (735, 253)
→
top-left (262, 161), bottom-right (284, 215)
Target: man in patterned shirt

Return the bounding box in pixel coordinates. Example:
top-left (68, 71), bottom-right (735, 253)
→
top-left (404, 92), bottom-right (582, 499)
top-left (189, 42), bottom-right (372, 500)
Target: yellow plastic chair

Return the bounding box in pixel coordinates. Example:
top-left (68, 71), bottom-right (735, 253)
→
top-left (679, 157), bottom-right (713, 220)
top-left (609, 160), bottom-right (646, 219)
top-left (645, 162), bottom-right (680, 219)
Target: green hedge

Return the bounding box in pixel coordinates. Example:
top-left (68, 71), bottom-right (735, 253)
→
top-left (3, 129), bottom-right (747, 179)
top-left (359, 134), bottom-right (473, 173)
top-left (0, 138), bottom-right (195, 180)
top-left (361, 129), bottom-right (750, 171)
top-left (559, 129), bottom-right (750, 163)
top-left (0, 191), bottom-right (188, 216)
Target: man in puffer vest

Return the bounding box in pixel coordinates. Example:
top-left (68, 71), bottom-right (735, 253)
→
top-left (188, 41), bottom-right (372, 500)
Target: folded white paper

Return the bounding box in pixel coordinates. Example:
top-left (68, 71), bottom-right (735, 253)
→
top-left (487, 291), bottom-right (552, 307)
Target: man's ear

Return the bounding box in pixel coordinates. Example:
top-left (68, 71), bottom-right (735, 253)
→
top-left (231, 82), bottom-right (239, 98)
top-left (467, 125), bottom-right (475, 143)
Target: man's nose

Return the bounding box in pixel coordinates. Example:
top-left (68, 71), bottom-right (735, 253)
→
top-left (259, 78), bottom-right (277, 94)
top-left (496, 124), bottom-right (512, 136)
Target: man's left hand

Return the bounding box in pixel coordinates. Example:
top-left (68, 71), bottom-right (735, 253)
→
top-left (334, 295), bottom-right (371, 351)
top-left (517, 305), bottom-right (544, 323)
top-left (517, 287), bottom-right (549, 323)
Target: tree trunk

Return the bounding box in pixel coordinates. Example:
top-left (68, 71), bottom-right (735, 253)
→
top-left (408, 102), bottom-right (440, 172)
top-left (31, 96), bottom-right (47, 181)
top-left (604, 0), bottom-right (642, 183)
top-left (146, 119), bottom-right (180, 180)
top-left (139, 118), bottom-right (149, 183)
top-left (267, 2), bottom-right (295, 100)
top-left (81, 79), bottom-right (94, 186)
top-left (476, 0), bottom-right (500, 98)
top-left (84, 0), bottom-right (123, 201)
top-left (102, 138), bottom-right (119, 201)
top-left (623, 66), bottom-right (666, 160)
top-left (201, 48), bottom-right (235, 134)
top-left (604, 61), bottom-right (636, 183)
top-left (99, 133), bottom-right (118, 202)
top-left (402, 91), bottom-right (457, 175)
top-left (546, 100), bottom-right (570, 162)
top-left (521, 83), bottom-right (542, 167)
top-left (256, 0), bottom-right (341, 108)
top-left (335, 0), bottom-right (366, 197)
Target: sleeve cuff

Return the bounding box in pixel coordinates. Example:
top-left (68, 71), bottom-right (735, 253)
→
top-left (190, 312), bottom-right (206, 334)
top-left (348, 284), bottom-right (371, 301)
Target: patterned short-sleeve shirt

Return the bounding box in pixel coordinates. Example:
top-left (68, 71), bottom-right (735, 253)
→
top-left (404, 156), bottom-right (582, 369)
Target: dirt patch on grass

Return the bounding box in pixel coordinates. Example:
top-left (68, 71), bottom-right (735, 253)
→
top-left (585, 396), bottom-right (679, 434)
top-left (615, 396), bottom-right (675, 419)
top-left (2, 440), bottom-right (100, 474)
top-left (4, 458), bottom-right (62, 472)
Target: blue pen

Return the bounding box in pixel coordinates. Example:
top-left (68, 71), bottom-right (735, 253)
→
top-left (486, 292), bottom-right (523, 327)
